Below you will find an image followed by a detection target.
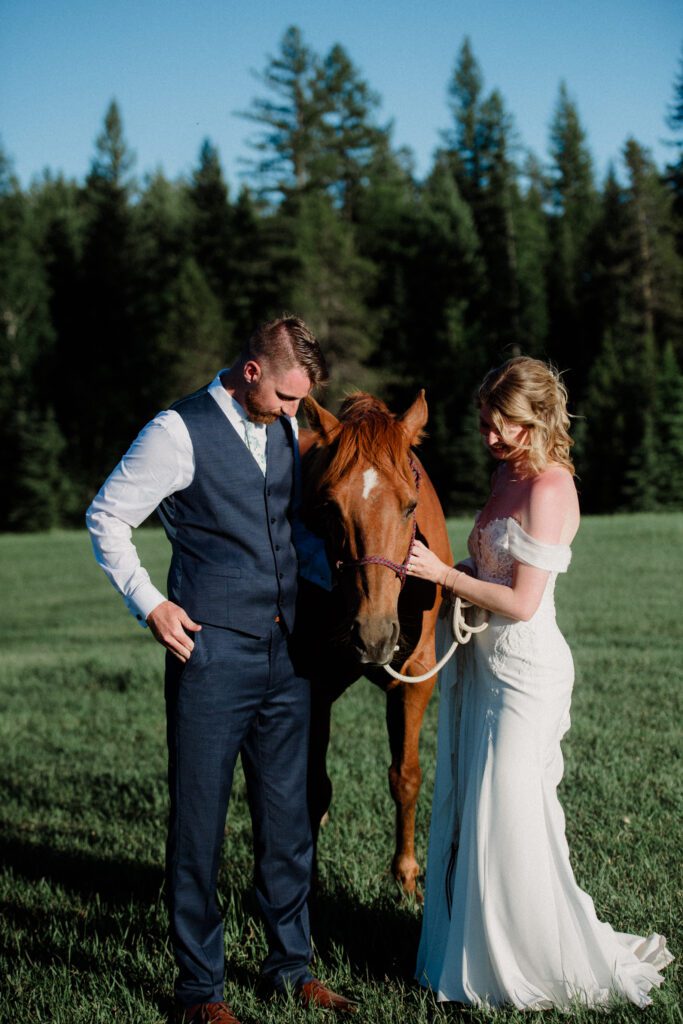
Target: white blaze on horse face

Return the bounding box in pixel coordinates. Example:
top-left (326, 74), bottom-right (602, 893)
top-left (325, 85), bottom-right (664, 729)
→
top-left (362, 467), bottom-right (379, 500)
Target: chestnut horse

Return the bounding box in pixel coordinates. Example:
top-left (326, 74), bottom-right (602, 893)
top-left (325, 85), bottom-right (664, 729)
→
top-left (292, 389), bottom-right (452, 894)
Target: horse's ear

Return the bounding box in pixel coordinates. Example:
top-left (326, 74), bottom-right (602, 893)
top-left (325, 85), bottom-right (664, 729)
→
top-left (303, 395), bottom-right (340, 445)
top-left (400, 389), bottom-right (428, 446)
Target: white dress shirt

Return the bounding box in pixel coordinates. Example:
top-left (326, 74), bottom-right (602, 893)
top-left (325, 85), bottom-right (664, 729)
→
top-left (86, 371), bottom-right (272, 625)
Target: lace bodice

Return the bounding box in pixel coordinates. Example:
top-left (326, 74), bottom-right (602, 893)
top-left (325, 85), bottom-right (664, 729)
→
top-left (468, 515), bottom-right (571, 586)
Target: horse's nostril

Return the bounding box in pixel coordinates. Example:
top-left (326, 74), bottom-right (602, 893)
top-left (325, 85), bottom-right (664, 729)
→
top-left (352, 617), bottom-right (400, 665)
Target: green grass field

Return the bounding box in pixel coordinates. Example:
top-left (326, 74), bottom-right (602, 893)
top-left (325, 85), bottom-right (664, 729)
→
top-left (1, 515), bottom-right (681, 1024)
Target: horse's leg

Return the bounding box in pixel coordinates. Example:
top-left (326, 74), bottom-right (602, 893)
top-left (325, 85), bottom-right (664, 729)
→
top-left (308, 679), bottom-right (334, 847)
top-left (385, 677), bottom-right (435, 895)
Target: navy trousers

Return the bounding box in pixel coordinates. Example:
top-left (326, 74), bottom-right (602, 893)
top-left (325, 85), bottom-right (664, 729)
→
top-left (164, 620), bottom-right (313, 1006)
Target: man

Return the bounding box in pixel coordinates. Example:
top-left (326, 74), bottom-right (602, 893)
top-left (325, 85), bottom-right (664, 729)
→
top-left (87, 316), bottom-right (354, 1024)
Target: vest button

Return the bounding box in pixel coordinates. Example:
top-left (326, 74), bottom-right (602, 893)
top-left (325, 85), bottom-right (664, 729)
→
top-left (279, 572), bottom-right (284, 579)
top-left (267, 488), bottom-right (271, 496)
top-left (275, 544), bottom-right (280, 551)
top-left (270, 517), bottom-right (276, 524)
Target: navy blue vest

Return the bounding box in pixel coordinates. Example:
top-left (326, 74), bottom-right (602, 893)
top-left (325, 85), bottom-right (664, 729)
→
top-left (160, 387), bottom-right (298, 637)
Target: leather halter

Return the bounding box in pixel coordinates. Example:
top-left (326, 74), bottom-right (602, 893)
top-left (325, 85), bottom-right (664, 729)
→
top-left (334, 455), bottom-right (422, 589)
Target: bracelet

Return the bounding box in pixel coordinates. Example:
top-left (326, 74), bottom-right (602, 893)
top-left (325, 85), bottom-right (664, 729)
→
top-left (442, 567), bottom-right (462, 591)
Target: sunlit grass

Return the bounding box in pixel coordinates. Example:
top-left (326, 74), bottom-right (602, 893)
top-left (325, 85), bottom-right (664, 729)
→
top-left (1, 515), bottom-right (680, 1022)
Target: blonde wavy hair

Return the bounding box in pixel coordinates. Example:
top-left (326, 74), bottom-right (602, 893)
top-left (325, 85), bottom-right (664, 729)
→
top-left (478, 356), bottom-right (575, 476)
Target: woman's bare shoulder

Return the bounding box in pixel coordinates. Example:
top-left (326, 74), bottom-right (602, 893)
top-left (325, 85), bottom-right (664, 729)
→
top-left (529, 464), bottom-right (576, 496)
top-left (524, 466), bottom-right (579, 543)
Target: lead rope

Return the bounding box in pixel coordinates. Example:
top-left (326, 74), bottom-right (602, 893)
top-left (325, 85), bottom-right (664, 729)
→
top-left (382, 593), bottom-right (488, 684)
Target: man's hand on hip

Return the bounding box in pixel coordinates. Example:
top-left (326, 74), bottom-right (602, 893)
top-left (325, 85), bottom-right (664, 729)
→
top-left (147, 601), bottom-right (202, 662)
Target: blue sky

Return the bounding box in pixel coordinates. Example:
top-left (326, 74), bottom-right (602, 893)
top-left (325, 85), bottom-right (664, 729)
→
top-left (2, 0), bottom-right (681, 191)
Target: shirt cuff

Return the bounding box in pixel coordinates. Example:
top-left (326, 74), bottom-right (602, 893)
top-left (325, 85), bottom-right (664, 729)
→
top-left (125, 582), bottom-right (167, 627)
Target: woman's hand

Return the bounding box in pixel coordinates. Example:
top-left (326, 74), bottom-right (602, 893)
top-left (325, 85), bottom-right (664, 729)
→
top-left (407, 540), bottom-right (451, 585)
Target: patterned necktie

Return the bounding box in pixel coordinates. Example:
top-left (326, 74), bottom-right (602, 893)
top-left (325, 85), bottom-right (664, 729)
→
top-left (243, 418), bottom-right (267, 475)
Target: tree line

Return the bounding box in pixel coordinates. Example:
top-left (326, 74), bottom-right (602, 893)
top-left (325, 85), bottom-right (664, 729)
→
top-left (2, 28), bottom-right (683, 529)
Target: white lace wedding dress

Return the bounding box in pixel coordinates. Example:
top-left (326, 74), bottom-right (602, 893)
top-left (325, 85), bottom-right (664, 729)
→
top-left (416, 516), bottom-right (673, 1009)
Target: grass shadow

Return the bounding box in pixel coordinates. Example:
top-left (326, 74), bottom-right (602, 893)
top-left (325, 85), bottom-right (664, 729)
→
top-left (0, 829), bottom-right (164, 903)
top-left (1, 827), bottom-right (422, 984)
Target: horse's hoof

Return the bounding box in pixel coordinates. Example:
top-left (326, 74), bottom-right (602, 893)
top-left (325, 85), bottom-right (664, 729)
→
top-left (392, 855), bottom-right (421, 899)
top-left (392, 878), bottom-right (423, 903)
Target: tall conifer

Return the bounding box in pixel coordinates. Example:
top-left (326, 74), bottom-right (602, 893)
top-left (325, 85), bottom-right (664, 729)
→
top-left (0, 149), bottom-right (65, 529)
top-left (240, 26), bottom-right (330, 199)
top-left (445, 41), bottom-right (522, 351)
top-left (188, 140), bottom-right (235, 323)
top-left (665, 43), bottom-right (683, 257)
top-left (623, 138), bottom-right (683, 357)
top-left (69, 101), bottom-right (141, 493)
top-left (546, 83), bottom-right (598, 393)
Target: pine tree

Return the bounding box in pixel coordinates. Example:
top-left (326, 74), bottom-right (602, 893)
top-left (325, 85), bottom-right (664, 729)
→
top-left (187, 148), bottom-right (275, 342)
top-left (665, 43), bottom-right (683, 258)
top-left (279, 192), bottom-right (377, 403)
top-left (582, 166), bottom-right (630, 360)
top-left (240, 26), bottom-right (330, 200)
top-left (133, 169), bottom-right (237, 412)
top-left (345, 138), bottom-right (421, 404)
top-left (0, 149), bottom-right (62, 529)
top-left (444, 41), bottom-right (522, 351)
top-left (240, 28), bottom-right (400, 399)
top-left (476, 88), bottom-right (522, 348)
top-left (153, 257), bottom-right (231, 407)
top-left (513, 155), bottom-right (550, 355)
top-left (187, 139), bottom-right (235, 319)
top-left (3, 404), bottom-right (68, 530)
top-left (546, 82), bottom-right (598, 393)
top-left (445, 37), bottom-right (484, 197)
top-left (320, 43), bottom-right (388, 219)
top-left (573, 330), bottom-right (629, 511)
top-left (655, 343), bottom-right (683, 507)
top-left (444, 404), bottom-right (492, 514)
top-left (620, 411), bottom-right (660, 511)
top-left (0, 149), bottom-right (54, 416)
top-left (622, 138), bottom-right (683, 357)
top-left (574, 139), bottom-right (682, 511)
top-left (242, 27), bottom-right (388, 218)
top-left (64, 101), bottom-right (142, 495)
top-left (228, 186), bottom-right (278, 338)
top-left (388, 156), bottom-right (487, 509)
top-left (30, 171), bottom-right (85, 413)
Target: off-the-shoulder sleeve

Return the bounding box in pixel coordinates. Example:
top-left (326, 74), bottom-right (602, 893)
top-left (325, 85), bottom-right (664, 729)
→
top-left (506, 518), bottom-right (572, 573)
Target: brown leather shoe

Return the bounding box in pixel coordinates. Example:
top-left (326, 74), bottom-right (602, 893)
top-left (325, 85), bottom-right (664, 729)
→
top-left (177, 1002), bottom-right (242, 1024)
top-left (297, 979), bottom-right (357, 1013)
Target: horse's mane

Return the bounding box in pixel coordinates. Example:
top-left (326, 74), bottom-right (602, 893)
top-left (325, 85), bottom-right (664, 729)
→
top-left (320, 392), bottom-right (416, 489)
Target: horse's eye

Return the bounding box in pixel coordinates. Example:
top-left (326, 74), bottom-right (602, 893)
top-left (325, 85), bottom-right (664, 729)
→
top-left (317, 499), bottom-right (340, 523)
top-left (404, 502), bottom-right (417, 519)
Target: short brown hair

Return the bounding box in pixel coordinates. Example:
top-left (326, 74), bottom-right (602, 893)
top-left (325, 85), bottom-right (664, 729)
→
top-left (244, 315), bottom-right (328, 388)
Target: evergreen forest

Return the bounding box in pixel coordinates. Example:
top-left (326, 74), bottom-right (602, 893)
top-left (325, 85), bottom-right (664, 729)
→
top-left (2, 29), bottom-right (683, 530)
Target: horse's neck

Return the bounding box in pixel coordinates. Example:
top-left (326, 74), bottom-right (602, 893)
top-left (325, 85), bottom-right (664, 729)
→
top-left (414, 459), bottom-right (452, 565)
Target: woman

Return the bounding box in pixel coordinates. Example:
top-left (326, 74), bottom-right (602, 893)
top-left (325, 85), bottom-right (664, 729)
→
top-left (408, 357), bottom-right (672, 1009)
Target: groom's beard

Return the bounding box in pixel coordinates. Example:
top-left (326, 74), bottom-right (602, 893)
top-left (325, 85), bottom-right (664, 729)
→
top-left (244, 387), bottom-right (279, 425)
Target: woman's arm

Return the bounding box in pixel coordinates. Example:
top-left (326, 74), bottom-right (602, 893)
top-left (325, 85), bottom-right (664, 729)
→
top-left (408, 471), bottom-right (575, 622)
top-left (408, 542), bottom-right (549, 622)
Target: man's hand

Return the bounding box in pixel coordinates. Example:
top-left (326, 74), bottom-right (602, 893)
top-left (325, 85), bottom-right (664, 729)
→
top-left (147, 601), bottom-right (202, 662)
